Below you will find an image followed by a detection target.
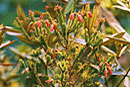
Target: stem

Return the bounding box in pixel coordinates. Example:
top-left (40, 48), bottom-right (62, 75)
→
top-left (68, 46), bottom-right (87, 81)
top-left (34, 63), bottom-right (45, 87)
top-left (71, 46), bottom-right (87, 71)
top-left (117, 68), bottom-right (130, 87)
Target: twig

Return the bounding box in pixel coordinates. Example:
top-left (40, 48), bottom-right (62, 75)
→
top-left (117, 68), bottom-right (130, 87)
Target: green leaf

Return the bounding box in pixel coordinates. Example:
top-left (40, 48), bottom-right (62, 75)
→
top-left (64, 0), bottom-right (74, 14)
top-left (17, 5), bottom-right (27, 27)
top-left (89, 5), bottom-right (99, 32)
top-left (6, 74), bottom-right (20, 82)
top-left (16, 35), bottom-right (36, 45)
top-left (10, 47), bottom-right (33, 60)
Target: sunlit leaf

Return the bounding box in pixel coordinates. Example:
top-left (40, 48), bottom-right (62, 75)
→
top-left (102, 32), bottom-right (125, 45)
top-left (6, 31), bottom-right (23, 36)
top-left (0, 40), bottom-right (16, 49)
top-left (113, 0), bottom-right (130, 12)
top-left (101, 46), bottom-right (116, 55)
top-left (102, 7), bottom-right (130, 42)
top-left (117, 0), bottom-right (127, 7)
top-left (106, 36), bottom-right (130, 44)
top-left (119, 46), bottom-right (128, 57)
top-left (4, 26), bottom-right (21, 33)
top-left (113, 5), bottom-right (130, 12)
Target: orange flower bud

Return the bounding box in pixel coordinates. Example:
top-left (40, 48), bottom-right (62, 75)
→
top-left (16, 17), bottom-right (19, 20)
top-left (32, 23), bottom-right (35, 29)
top-left (105, 62), bottom-right (110, 68)
top-left (45, 20), bottom-right (50, 27)
top-left (30, 36), bottom-right (33, 40)
top-left (45, 6), bottom-right (49, 10)
top-left (98, 58), bottom-right (100, 62)
top-left (69, 13), bottom-right (74, 21)
top-left (28, 10), bottom-right (34, 16)
top-left (45, 79), bottom-right (53, 84)
top-left (65, 15), bottom-right (67, 20)
top-left (78, 15), bottom-right (83, 23)
top-left (104, 68), bottom-right (108, 78)
top-left (36, 21), bottom-right (41, 28)
top-left (108, 67), bottom-right (112, 75)
top-left (88, 12), bottom-right (93, 18)
top-left (28, 10), bottom-right (32, 15)
top-left (40, 14), bottom-right (43, 19)
top-left (50, 24), bottom-right (56, 32)
top-left (30, 30), bottom-right (33, 33)
top-left (99, 62), bottom-right (103, 67)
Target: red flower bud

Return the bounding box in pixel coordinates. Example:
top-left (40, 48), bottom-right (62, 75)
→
top-left (108, 67), bottom-right (112, 75)
top-left (45, 20), bottom-right (50, 27)
top-left (46, 50), bottom-right (49, 54)
top-left (99, 62), bottom-right (103, 67)
top-left (52, 24), bottom-right (56, 30)
top-left (50, 24), bottom-right (56, 32)
top-left (104, 68), bottom-right (108, 78)
top-left (98, 58), bottom-right (100, 62)
top-left (88, 12), bottom-right (93, 18)
top-left (16, 17), bottom-right (19, 20)
top-left (28, 10), bottom-right (34, 16)
top-left (28, 10), bottom-right (32, 15)
top-left (30, 30), bottom-right (33, 33)
top-left (40, 14), bottom-right (43, 19)
top-left (65, 15), bottom-right (67, 20)
top-left (37, 21), bottom-right (41, 28)
top-left (45, 79), bottom-right (53, 84)
top-left (105, 62), bottom-right (110, 68)
top-left (45, 6), bottom-right (49, 10)
top-left (30, 36), bottom-right (33, 40)
top-left (78, 15), bottom-right (83, 23)
top-left (69, 13), bottom-right (74, 21)
top-left (32, 23), bottom-right (35, 29)
top-left (50, 27), bottom-right (54, 32)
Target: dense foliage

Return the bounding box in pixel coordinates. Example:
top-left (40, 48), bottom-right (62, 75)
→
top-left (0, 0), bottom-right (130, 87)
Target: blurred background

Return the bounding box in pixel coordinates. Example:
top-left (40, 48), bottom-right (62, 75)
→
top-left (0, 0), bottom-right (46, 26)
top-left (0, 0), bottom-right (47, 56)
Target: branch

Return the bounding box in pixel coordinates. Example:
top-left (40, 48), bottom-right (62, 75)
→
top-left (117, 68), bottom-right (130, 87)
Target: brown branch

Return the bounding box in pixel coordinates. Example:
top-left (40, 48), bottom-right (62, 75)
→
top-left (117, 68), bottom-right (130, 87)
top-left (0, 63), bottom-right (17, 66)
